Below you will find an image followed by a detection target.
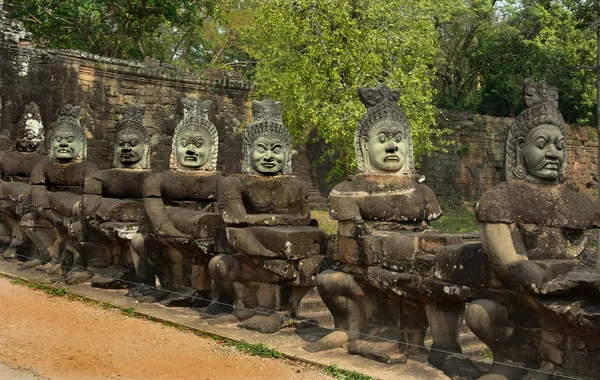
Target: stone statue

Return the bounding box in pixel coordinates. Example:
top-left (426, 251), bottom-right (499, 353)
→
top-left (0, 102), bottom-right (47, 259)
top-left (207, 98), bottom-right (326, 334)
top-left (465, 81), bottom-right (600, 379)
top-left (65, 105), bottom-right (152, 286)
top-left (20, 104), bottom-right (98, 274)
top-left (129, 98), bottom-right (222, 305)
top-left (304, 84), bottom-right (463, 366)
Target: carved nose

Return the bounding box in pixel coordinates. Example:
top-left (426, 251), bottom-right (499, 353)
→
top-left (59, 141), bottom-right (69, 147)
top-left (385, 142), bottom-right (398, 152)
top-left (546, 145), bottom-right (559, 158)
top-left (121, 146), bottom-right (131, 152)
top-left (186, 150), bottom-right (197, 156)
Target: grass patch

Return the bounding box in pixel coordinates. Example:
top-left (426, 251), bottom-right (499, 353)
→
top-left (121, 307), bottom-right (139, 317)
top-left (324, 364), bottom-right (373, 380)
top-left (431, 196), bottom-right (478, 234)
top-left (217, 339), bottom-right (283, 358)
top-left (312, 210), bottom-right (337, 235)
top-left (11, 278), bottom-right (67, 297)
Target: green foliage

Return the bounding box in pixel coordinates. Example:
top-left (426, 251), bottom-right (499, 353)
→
top-left (324, 364), bottom-right (373, 380)
top-left (457, 142), bottom-right (472, 157)
top-left (6, 0), bottom-right (253, 71)
top-left (242, 0), bottom-right (458, 180)
top-left (436, 0), bottom-right (597, 125)
top-left (430, 196), bottom-right (478, 233)
top-left (311, 210), bottom-right (337, 235)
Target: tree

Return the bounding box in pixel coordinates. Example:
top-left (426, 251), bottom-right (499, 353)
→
top-left (6, 0), bottom-right (212, 60)
top-left (241, 0), bottom-right (460, 181)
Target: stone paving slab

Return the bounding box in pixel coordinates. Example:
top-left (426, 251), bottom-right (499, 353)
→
top-left (0, 259), bottom-right (448, 380)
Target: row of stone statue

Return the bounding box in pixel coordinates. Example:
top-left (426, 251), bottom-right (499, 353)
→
top-left (1, 81), bottom-right (599, 380)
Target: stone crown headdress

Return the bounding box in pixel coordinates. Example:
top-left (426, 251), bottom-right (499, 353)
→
top-left (16, 102), bottom-right (44, 150)
top-left (113, 104), bottom-right (150, 169)
top-left (169, 98), bottom-right (219, 170)
top-left (355, 84), bottom-right (414, 173)
top-left (48, 104), bottom-right (87, 161)
top-left (242, 98), bottom-right (292, 175)
top-left (505, 81), bottom-right (566, 182)
top-left (115, 104), bottom-right (148, 138)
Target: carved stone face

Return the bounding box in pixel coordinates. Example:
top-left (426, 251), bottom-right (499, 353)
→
top-left (117, 131), bottom-right (146, 167)
top-left (362, 120), bottom-right (407, 174)
top-left (251, 136), bottom-right (287, 175)
top-left (521, 124), bottom-right (565, 181)
top-left (52, 130), bottom-right (83, 161)
top-left (176, 130), bottom-right (211, 169)
top-left (16, 140), bottom-right (39, 153)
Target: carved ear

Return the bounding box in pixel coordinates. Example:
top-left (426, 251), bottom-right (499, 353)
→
top-left (360, 136), bottom-right (369, 152)
top-left (517, 137), bottom-right (525, 150)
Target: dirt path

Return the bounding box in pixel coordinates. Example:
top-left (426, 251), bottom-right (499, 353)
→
top-left (0, 277), bottom-right (332, 380)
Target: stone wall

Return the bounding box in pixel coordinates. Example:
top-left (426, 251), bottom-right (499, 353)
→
top-left (0, 21), bottom-right (253, 174)
top-left (419, 110), bottom-right (599, 200)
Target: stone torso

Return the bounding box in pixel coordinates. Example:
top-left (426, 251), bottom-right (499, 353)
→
top-left (0, 151), bottom-right (46, 181)
top-left (94, 169), bottom-right (153, 199)
top-left (223, 174), bottom-right (308, 217)
top-left (329, 174), bottom-right (441, 227)
top-left (156, 171), bottom-right (220, 210)
top-left (33, 160), bottom-right (98, 190)
top-left (477, 181), bottom-right (597, 260)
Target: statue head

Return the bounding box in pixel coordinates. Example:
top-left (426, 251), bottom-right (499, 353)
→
top-left (355, 84), bottom-right (414, 175)
top-left (113, 104), bottom-right (150, 169)
top-left (169, 98), bottom-right (218, 171)
top-left (15, 102), bottom-right (44, 153)
top-left (242, 99), bottom-right (292, 176)
top-left (505, 81), bottom-right (566, 184)
top-left (48, 104), bottom-right (86, 162)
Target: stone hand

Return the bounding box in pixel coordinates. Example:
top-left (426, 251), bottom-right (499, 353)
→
top-left (494, 260), bottom-right (549, 294)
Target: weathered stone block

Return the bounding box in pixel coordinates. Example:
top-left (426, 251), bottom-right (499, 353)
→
top-left (360, 232), bottom-right (421, 265)
top-left (415, 253), bottom-right (435, 276)
top-left (245, 226), bottom-right (326, 260)
top-left (334, 236), bottom-right (360, 264)
top-left (419, 232), bottom-right (463, 253)
top-left (433, 243), bottom-right (490, 287)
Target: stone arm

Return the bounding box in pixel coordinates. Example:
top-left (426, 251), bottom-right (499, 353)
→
top-left (479, 221), bottom-right (548, 293)
top-left (80, 175), bottom-right (104, 218)
top-left (328, 192), bottom-right (373, 237)
top-left (28, 161), bottom-right (49, 209)
top-left (142, 173), bottom-right (192, 238)
top-left (218, 176), bottom-right (307, 226)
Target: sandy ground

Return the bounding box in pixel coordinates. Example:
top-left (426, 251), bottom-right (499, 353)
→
top-left (0, 277), bottom-right (332, 380)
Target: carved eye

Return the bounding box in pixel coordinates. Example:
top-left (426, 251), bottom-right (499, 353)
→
top-left (118, 140), bottom-right (125, 147)
top-left (194, 140), bottom-right (204, 148)
top-left (66, 136), bottom-right (75, 143)
top-left (536, 142), bottom-right (546, 149)
top-left (130, 138), bottom-right (139, 147)
top-left (181, 138), bottom-right (189, 147)
top-left (55, 136), bottom-right (63, 142)
top-left (273, 147), bottom-right (282, 154)
top-left (556, 141), bottom-right (565, 150)
top-left (395, 134), bottom-right (402, 143)
top-left (257, 147), bottom-right (265, 153)
top-left (378, 136), bottom-right (386, 143)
